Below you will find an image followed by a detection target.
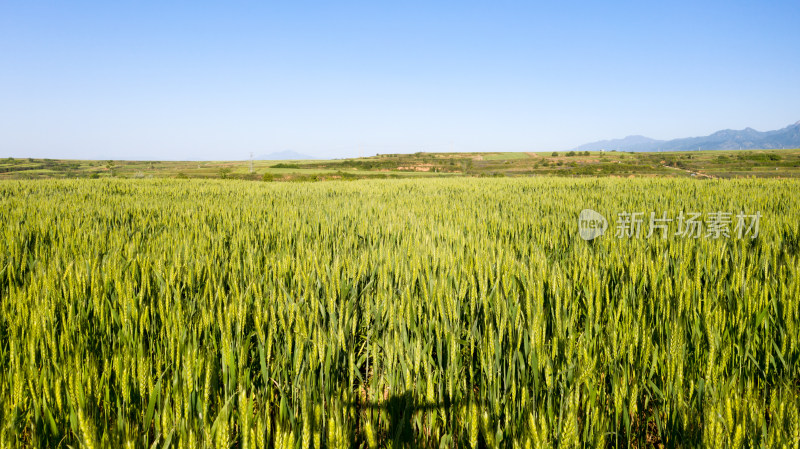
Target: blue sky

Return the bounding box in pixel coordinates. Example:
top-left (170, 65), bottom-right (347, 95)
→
top-left (1, 1), bottom-right (799, 160)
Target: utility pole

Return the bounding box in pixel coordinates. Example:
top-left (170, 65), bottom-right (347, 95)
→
top-left (249, 152), bottom-right (254, 173)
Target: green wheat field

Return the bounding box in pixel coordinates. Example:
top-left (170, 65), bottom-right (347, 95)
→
top-left (1, 177), bottom-right (799, 448)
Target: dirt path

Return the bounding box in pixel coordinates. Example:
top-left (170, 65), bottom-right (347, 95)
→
top-left (661, 164), bottom-right (717, 179)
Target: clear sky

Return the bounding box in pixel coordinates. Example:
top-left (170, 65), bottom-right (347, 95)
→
top-left (1, 1), bottom-right (799, 160)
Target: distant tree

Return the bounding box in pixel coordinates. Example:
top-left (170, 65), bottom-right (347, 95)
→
top-left (218, 167), bottom-right (232, 179)
top-left (583, 151), bottom-right (590, 156)
top-left (567, 151), bottom-right (576, 157)
top-left (551, 152), bottom-right (559, 157)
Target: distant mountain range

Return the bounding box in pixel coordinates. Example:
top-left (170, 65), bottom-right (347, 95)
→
top-left (573, 121), bottom-right (800, 152)
top-left (254, 150), bottom-right (315, 160)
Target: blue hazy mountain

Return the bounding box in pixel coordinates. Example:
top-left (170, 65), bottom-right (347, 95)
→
top-left (573, 135), bottom-right (665, 152)
top-left (574, 121), bottom-right (800, 152)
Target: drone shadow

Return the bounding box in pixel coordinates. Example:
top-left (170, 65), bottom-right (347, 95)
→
top-left (347, 391), bottom-right (462, 447)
